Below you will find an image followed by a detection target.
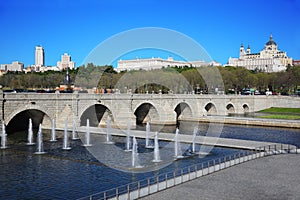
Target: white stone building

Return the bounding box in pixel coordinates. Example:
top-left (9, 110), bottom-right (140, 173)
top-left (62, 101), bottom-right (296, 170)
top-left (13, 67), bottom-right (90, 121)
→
top-left (57, 53), bottom-right (75, 70)
top-left (116, 56), bottom-right (220, 72)
top-left (0, 61), bottom-right (24, 72)
top-left (227, 35), bottom-right (292, 72)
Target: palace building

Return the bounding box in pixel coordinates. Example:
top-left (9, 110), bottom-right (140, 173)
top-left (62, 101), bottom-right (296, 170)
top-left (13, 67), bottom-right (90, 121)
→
top-left (116, 56), bottom-right (221, 72)
top-left (227, 35), bottom-right (292, 72)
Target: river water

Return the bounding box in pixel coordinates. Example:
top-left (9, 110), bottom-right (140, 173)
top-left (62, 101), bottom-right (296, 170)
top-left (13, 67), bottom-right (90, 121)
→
top-left (0, 122), bottom-right (299, 199)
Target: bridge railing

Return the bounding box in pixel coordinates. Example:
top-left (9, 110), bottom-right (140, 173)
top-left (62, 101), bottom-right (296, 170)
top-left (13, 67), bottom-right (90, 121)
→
top-left (77, 144), bottom-right (298, 200)
top-left (255, 143), bottom-right (298, 155)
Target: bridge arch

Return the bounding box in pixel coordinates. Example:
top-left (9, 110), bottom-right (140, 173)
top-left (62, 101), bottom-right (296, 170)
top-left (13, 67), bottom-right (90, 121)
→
top-left (174, 102), bottom-right (193, 121)
top-left (226, 103), bottom-right (235, 114)
top-left (134, 102), bottom-right (159, 124)
top-left (243, 104), bottom-right (250, 113)
top-left (80, 104), bottom-right (113, 127)
top-left (6, 106), bottom-right (52, 134)
top-left (204, 102), bottom-right (217, 115)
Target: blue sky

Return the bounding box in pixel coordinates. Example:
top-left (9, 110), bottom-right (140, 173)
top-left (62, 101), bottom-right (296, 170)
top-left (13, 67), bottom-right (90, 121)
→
top-left (0, 0), bottom-right (300, 67)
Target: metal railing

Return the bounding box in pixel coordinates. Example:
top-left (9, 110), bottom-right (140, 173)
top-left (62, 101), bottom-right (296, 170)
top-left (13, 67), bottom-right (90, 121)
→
top-left (78, 144), bottom-right (298, 200)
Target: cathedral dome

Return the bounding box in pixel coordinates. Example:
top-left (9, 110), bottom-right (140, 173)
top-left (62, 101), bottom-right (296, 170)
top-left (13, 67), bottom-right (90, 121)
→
top-left (266, 34), bottom-right (277, 46)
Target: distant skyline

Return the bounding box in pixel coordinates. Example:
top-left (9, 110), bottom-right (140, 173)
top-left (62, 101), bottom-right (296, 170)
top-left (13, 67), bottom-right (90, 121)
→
top-left (1, 0), bottom-right (300, 67)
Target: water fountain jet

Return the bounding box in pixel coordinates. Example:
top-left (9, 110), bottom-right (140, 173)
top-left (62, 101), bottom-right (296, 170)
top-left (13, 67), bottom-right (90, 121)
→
top-left (83, 119), bottom-right (92, 146)
top-left (50, 118), bottom-right (57, 142)
top-left (1, 120), bottom-right (7, 149)
top-left (62, 118), bottom-right (71, 150)
top-left (105, 116), bottom-right (114, 144)
top-left (125, 120), bottom-right (131, 151)
top-left (27, 118), bottom-right (35, 145)
top-left (145, 122), bottom-right (153, 148)
top-left (174, 128), bottom-right (184, 159)
top-left (152, 132), bottom-right (162, 162)
top-left (72, 119), bottom-right (79, 140)
top-left (35, 124), bottom-right (46, 154)
top-left (192, 126), bottom-right (198, 153)
top-left (132, 136), bottom-right (143, 168)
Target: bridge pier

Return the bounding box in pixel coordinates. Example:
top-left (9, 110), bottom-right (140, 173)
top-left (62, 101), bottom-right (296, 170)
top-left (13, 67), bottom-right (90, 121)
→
top-left (113, 110), bottom-right (137, 129)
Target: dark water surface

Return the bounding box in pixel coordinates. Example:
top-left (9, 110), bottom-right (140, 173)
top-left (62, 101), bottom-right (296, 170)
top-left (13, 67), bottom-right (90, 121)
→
top-left (138, 122), bottom-right (300, 147)
top-left (0, 123), bottom-right (299, 199)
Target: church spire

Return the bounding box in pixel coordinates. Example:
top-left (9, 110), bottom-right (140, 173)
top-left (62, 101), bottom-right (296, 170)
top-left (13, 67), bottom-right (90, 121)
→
top-left (269, 34), bottom-right (273, 41)
top-left (265, 34), bottom-right (277, 46)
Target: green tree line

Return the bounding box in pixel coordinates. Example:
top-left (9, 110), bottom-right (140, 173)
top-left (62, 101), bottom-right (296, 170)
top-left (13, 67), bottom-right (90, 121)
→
top-left (0, 63), bottom-right (299, 95)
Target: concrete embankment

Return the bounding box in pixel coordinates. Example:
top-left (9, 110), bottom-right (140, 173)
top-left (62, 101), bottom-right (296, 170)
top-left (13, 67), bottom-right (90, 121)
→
top-left (190, 116), bottom-right (300, 129)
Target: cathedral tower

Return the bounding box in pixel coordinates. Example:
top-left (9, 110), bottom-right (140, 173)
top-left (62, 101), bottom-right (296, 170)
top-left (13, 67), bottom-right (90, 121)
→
top-left (246, 45), bottom-right (251, 54)
top-left (239, 43), bottom-right (245, 59)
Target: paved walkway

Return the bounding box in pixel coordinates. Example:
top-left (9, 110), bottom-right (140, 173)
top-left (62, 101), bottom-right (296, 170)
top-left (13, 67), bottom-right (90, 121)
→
top-left (141, 154), bottom-right (300, 200)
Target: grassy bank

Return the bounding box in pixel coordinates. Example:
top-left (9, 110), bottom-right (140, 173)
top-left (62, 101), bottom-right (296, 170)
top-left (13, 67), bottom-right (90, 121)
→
top-left (257, 107), bottom-right (300, 120)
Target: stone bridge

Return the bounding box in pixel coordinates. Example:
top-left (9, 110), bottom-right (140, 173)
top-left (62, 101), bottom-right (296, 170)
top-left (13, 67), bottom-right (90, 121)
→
top-left (1, 91), bottom-right (299, 133)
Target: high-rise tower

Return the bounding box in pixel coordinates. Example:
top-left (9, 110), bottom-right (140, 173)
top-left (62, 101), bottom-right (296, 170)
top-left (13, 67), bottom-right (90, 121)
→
top-left (35, 46), bottom-right (44, 67)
